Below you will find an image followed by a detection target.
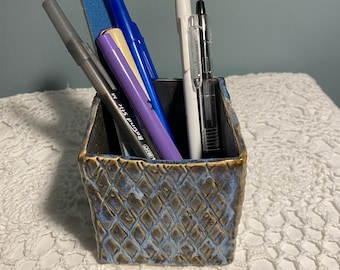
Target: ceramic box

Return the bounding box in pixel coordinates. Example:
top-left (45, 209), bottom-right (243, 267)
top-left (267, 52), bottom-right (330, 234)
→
top-left (78, 78), bottom-right (247, 265)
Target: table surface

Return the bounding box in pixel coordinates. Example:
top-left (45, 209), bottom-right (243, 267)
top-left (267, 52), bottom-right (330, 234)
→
top-left (0, 73), bottom-right (339, 270)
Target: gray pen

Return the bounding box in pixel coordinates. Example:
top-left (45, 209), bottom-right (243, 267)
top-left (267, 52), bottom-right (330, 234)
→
top-left (196, 0), bottom-right (220, 156)
top-left (42, 0), bottom-right (159, 159)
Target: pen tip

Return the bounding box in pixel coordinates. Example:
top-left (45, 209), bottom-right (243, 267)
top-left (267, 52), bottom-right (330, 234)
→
top-left (196, 0), bottom-right (206, 15)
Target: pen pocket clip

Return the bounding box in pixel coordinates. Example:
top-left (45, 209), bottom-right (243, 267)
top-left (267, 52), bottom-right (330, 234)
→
top-left (188, 14), bottom-right (202, 89)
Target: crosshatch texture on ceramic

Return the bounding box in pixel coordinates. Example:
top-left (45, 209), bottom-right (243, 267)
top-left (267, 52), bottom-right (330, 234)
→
top-left (78, 78), bottom-right (247, 265)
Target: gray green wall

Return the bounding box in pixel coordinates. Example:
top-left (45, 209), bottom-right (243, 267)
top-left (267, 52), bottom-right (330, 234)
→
top-left (1, 0), bottom-right (339, 106)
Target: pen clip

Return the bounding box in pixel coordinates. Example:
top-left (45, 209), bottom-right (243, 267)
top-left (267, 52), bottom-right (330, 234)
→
top-left (138, 34), bottom-right (159, 80)
top-left (188, 14), bottom-right (202, 89)
top-left (122, 19), bottom-right (158, 81)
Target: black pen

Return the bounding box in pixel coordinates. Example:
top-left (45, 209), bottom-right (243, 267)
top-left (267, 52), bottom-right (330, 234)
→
top-left (196, 0), bottom-right (220, 156)
top-left (42, 0), bottom-right (159, 159)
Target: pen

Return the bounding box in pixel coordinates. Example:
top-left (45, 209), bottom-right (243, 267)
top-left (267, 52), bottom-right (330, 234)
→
top-left (108, 0), bottom-right (174, 140)
top-left (108, 0), bottom-right (157, 79)
top-left (196, 0), bottom-right (220, 155)
top-left (96, 32), bottom-right (182, 160)
top-left (42, 0), bottom-right (159, 160)
top-left (175, 0), bottom-right (202, 159)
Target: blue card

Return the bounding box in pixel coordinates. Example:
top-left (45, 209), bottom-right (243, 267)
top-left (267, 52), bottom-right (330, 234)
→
top-left (81, 0), bottom-right (113, 42)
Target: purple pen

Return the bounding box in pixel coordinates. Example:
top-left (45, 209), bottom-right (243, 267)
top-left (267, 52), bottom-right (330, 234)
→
top-left (96, 32), bottom-right (182, 160)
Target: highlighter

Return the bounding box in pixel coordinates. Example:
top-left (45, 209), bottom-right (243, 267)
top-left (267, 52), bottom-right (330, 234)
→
top-left (96, 32), bottom-right (182, 160)
top-left (101, 28), bottom-right (150, 101)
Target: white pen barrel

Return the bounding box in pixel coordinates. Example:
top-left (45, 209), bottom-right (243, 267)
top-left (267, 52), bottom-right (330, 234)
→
top-left (175, 0), bottom-right (202, 159)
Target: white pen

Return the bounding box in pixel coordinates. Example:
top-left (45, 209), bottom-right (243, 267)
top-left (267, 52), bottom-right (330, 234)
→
top-left (175, 0), bottom-right (202, 159)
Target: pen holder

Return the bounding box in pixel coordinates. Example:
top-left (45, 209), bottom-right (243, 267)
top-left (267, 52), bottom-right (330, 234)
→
top-left (78, 78), bottom-right (247, 266)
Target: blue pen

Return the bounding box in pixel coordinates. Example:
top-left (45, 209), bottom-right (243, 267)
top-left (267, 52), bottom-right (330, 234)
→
top-left (108, 0), bottom-right (174, 139)
top-left (108, 0), bottom-right (157, 79)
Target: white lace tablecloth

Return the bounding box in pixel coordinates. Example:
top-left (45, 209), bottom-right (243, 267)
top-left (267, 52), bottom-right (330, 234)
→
top-left (1, 73), bottom-right (339, 270)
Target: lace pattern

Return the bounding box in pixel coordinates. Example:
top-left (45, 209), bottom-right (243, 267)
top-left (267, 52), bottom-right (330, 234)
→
top-left (0, 73), bottom-right (339, 269)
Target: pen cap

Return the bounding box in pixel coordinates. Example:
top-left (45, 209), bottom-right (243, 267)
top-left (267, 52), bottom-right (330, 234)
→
top-left (196, 0), bottom-right (209, 37)
top-left (102, 28), bottom-right (150, 100)
top-left (43, 0), bottom-right (91, 67)
top-left (109, 0), bottom-right (136, 40)
top-left (43, 0), bottom-right (81, 46)
top-left (108, 0), bottom-right (159, 81)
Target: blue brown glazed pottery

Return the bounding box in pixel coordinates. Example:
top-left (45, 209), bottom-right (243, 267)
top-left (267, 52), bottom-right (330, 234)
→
top-left (78, 78), bottom-right (247, 265)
